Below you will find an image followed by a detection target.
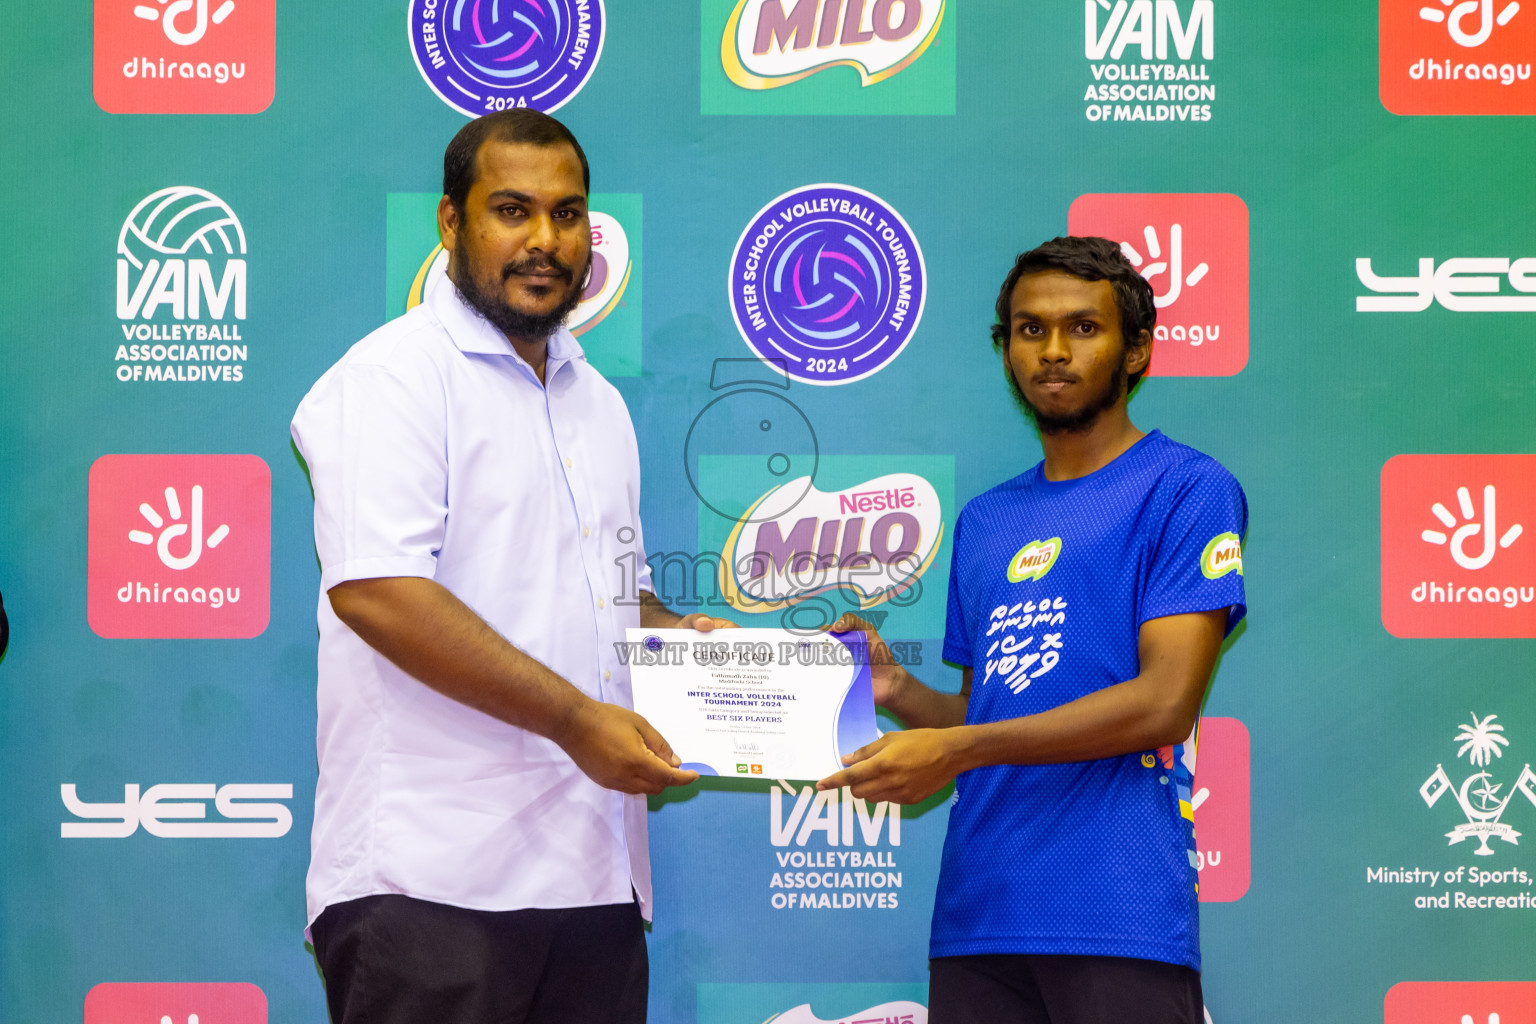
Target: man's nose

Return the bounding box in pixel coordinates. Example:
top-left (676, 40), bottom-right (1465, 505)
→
top-left (1039, 328), bottom-right (1071, 362)
top-left (525, 212), bottom-right (556, 251)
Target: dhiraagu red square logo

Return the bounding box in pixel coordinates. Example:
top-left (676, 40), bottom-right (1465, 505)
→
top-left (1191, 716), bottom-right (1250, 903)
top-left (86, 983), bottom-right (268, 1024)
top-left (1385, 981), bottom-right (1536, 1023)
top-left (88, 454), bottom-right (270, 639)
top-left (93, 0), bottom-right (276, 114)
top-left (1068, 193), bottom-right (1249, 377)
top-left (1380, 0), bottom-right (1536, 114)
top-left (1381, 455), bottom-right (1536, 638)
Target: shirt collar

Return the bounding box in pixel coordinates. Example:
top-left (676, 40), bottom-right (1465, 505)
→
top-left (427, 270), bottom-right (586, 375)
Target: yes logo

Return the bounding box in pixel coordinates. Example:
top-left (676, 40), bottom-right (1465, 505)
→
top-left (1385, 981), bottom-right (1536, 1023)
top-left (1200, 533), bottom-right (1243, 579)
top-left (86, 983), bottom-right (267, 1024)
top-left (1007, 538), bottom-right (1061, 583)
top-left (1068, 194), bottom-right (1249, 376)
top-left (87, 454), bottom-right (270, 639)
top-left (1190, 716), bottom-right (1250, 902)
top-left (1381, 455), bottom-right (1536, 637)
top-left (93, 0), bottom-right (275, 113)
top-left (1380, 0), bottom-right (1536, 114)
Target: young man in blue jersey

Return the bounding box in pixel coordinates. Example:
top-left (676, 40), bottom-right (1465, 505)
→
top-left (820, 236), bottom-right (1247, 1023)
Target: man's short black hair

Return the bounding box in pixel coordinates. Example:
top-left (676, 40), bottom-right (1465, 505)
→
top-left (442, 109), bottom-right (590, 213)
top-left (990, 235), bottom-right (1157, 392)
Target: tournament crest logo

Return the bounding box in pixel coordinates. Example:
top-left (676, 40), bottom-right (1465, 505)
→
top-left (721, 0), bottom-right (945, 90)
top-left (408, 0), bottom-right (605, 116)
top-left (1420, 712), bottom-right (1536, 856)
top-left (729, 184), bottom-right (925, 386)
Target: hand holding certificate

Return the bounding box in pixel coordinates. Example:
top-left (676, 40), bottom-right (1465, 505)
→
top-left (626, 627), bottom-right (880, 781)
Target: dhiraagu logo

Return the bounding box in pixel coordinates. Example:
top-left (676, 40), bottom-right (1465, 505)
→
top-left (1201, 532), bottom-right (1243, 579)
top-left (1007, 538), bottom-right (1062, 583)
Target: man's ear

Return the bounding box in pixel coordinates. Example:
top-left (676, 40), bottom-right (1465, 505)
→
top-left (1126, 327), bottom-right (1153, 377)
top-left (437, 195), bottom-right (460, 253)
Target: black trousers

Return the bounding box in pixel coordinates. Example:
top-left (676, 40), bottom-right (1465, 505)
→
top-left (311, 894), bottom-right (648, 1024)
top-left (929, 953), bottom-right (1204, 1024)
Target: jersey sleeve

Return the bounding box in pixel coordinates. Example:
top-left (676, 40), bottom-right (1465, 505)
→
top-left (1140, 458), bottom-right (1248, 636)
top-left (291, 347), bottom-right (449, 592)
top-left (941, 505), bottom-right (973, 666)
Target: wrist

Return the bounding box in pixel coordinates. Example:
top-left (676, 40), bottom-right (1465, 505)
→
top-left (942, 725), bottom-right (982, 775)
top-left (549, 692), bottom-right (599, 750)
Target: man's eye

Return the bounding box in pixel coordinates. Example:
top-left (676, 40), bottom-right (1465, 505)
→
top-left (1074, 321), bottom-right (1097, 335)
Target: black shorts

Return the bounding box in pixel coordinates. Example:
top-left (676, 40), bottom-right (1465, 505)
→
top-left (929, 953), bottom-right (1204, 1024)
top-left (311, 893), bottom-right (648, 1024)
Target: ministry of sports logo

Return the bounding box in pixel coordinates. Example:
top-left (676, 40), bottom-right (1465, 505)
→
top-left (729, 184), bottom-right (924, 386)
top-left (1420, 712), bottom-right (1536, 857)
top-left (114, 186), bottom-right (249, 384)
top-left (409, 0), bottom-right (605, 116)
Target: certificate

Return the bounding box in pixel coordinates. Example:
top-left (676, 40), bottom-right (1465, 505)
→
top-left (625, 627), bottom-right (880, 781)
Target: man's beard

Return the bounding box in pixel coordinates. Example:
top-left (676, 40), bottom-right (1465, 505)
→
top-left (1009, 359), bottom-right (1126, 435)
top-left (453, 246), bottom-right (588, 342)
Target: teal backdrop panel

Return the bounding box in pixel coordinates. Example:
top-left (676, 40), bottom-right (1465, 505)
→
top-left (0, 2), bottom-right (1533, 1024)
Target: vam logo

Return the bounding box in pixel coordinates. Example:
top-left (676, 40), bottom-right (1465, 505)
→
top-left (1356, 256), bottom-right (1536, 311)
top-left (1380, 0), bottom-right (1535, 114)
top-left (1082, 0), bottom-right (1216, 122)
top-left (721, 0), bottom-right (945, 89)
top-left (769, 780), bottom-right (904, 910)
top-left (87, 454), bottom-right (270, 639)
top-left (62, 782), bottom-right (294, 838)
top-left (1200, 532), bottom-right (1242, 579)
top-left (729, 184), bottom-right (925, 385)
top-left (719, 473), bottom-right (944, 615)
top-left (94, 0), bottom-right (275, 113)
top-left (1006, 538), bottom-right (1061, 583)
top-left (1069, 193), bottom-right (1249, 376)
top-left (86, 984), bottom-right (268, 1024)
top-left (408, 0), bottom-right (605, 116)
top-left (1421, 712), bottom-right (1536, 857)
top-left (1381, 455), bottom-right (1536, 637)
top-left (115, 187), bottom-right (249, 383)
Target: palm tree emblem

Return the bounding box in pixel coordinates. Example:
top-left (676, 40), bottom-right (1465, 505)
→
top-left (1455, 712), bottom-right (1509, 768)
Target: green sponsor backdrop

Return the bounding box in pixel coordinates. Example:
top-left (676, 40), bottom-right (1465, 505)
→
top-left (0, 3), bottom-right (1533, 1023)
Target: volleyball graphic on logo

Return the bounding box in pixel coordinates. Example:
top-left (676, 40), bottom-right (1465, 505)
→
top-left (409, 0), bottom-right (606, 116)
top-left (729, 184), bottom-right (924, 386)
top-left (117, 186), bottom-right (246, 268)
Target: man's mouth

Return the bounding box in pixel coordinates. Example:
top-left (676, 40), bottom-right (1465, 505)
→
top-left (504, 261), bottom-right (570, 283)
top-left (1034, 374), bottom-right (1078, 392)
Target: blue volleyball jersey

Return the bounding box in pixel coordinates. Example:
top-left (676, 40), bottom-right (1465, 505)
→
top-left (932, 431), bottom-right (1247, 970)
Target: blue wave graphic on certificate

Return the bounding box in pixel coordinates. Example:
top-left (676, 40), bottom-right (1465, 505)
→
top-left (831, 631), bottom-right (879, 763)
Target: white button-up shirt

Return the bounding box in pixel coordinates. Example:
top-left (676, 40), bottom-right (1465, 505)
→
top-left (291, 274), bottom-right (655, 931)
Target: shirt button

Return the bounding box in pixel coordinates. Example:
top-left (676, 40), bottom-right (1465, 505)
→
top-left (604, 670), bottom-right (612, 681)
top-left (583, 526), bottom-right (591, 538)
top-left (565, 457), bottom-right (573, 468)
top-left (598, 597), bottom-right (606, 609)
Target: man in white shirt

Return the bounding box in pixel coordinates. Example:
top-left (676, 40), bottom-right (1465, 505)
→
top-left (291, 110), bottom-right (725, 1024)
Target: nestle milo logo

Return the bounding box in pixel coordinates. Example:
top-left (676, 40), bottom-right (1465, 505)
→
top-left (719, 472), bottom-right (943, 612)
top-left (1201, 532), bottom-right (1243, 579)
top-left (1007, 538), bottom-right (1062, 583)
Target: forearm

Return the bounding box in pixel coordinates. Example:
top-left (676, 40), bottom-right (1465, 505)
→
top-left (638, 590), bottom-right (687, 629)
top-left (947, 674), bottom-right (1196, 774)
top-left (880, 666), bottom-right (969, 730)
top-left (329, 576), bottom-right (593, 745)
